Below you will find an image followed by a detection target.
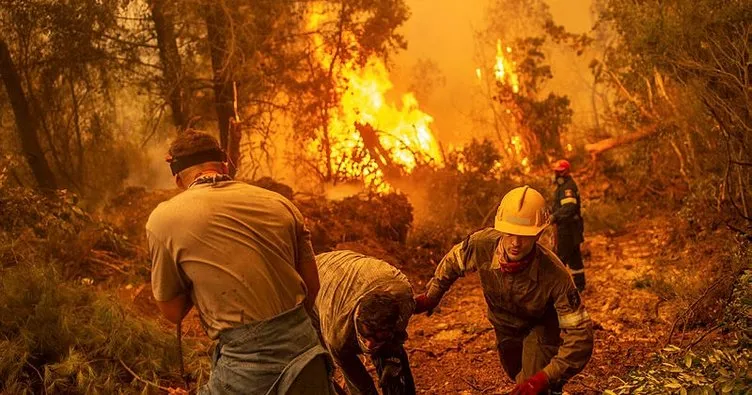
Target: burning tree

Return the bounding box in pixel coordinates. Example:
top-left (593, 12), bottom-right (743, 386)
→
top-left (476, 37), bottom-right (576, 169)
top-left (290, 1), bottom-right (443, 191)
top-left (474, 0), bottom-right (591, 170)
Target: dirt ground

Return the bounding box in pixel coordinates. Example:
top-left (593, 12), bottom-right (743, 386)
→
top-left (119, 203), bottom-right (706, 394)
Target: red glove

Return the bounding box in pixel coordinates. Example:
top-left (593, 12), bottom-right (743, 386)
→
top-left (413, 293), bottom-right (438, 316)
top-left (509, 371), bottom-right (549, 395)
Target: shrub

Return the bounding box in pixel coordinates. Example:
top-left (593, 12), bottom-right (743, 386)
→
top-left (0, 260), bottom-right (209, 394)
top-left (0, 186), bottom-right (209, 393)
top-left (297, 192), bottom-right (414, 252)
top-left (608, 244), bottom-right (752, 395)
top-left (606, 345), bottom-right (751, 395)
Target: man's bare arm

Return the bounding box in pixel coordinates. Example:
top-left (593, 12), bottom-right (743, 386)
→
top-left (156, 293), bottom-right (194, 324)
top-left (297, 257), bottom-right (320, 310)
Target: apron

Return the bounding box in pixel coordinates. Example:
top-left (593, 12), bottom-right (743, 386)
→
top-left (199, 305), bottom-right (332, 395)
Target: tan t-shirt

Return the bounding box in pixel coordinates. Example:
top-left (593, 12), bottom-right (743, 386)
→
top-left (146, 181), bottom-right (315, 340)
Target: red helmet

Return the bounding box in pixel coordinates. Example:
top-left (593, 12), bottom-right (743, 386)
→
top-left (553, 159), bottom-right (570, 172)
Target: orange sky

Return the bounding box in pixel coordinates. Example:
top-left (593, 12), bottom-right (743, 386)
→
top-left (393, 0), bottom-right (596, 145)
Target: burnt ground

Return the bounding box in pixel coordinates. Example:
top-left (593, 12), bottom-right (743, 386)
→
top-left (119, 206), bottom-right (721, 394)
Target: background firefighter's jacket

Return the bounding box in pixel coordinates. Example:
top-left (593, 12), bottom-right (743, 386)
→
top-left (551, 175), bottom-right (584, 245)
top-left (425, 229), bottom-right (594, 385)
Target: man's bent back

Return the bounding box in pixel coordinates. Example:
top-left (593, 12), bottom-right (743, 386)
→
top-left (146, 130), bottom-right (331, 394)
top-left (148, 182), bottom-right (311, 339)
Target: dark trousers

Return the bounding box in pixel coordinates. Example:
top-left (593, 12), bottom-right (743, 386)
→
top-left (556, 233), bottom-right (585, 291)
top-left (495, 323), bottom-right (565, 394)
top-left (372, 345), bottom-right (416, 395)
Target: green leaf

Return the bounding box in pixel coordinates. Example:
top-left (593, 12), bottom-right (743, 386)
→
top-left (685, 354), bottom-right (693, 368)
top-left (722, 381), bottom-right (734, 393)
top-left (665, 345), bottom-right (682, 353)
top-left (666, 383), bottom-right (683, 390)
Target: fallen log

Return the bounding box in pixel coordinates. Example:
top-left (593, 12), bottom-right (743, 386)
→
top-left (585, 124), bottom-right (660, 156)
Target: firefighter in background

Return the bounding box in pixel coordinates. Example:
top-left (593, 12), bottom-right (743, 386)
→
top-left (550, 160), bottom-right (586, 291)
top-left (414, 186), bottom-right (593, 395)
top-left (313, 250), bottom-right (416, 395)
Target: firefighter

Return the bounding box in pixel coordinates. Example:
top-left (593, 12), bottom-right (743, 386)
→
top-left (414, 186), bottom-right (594, 395)
top-left (313, 250), bottom-right (416, 395)
top-left (146, 130), bottom-right (333, 394)
top-left (550, 159), bottom-right (586, 291)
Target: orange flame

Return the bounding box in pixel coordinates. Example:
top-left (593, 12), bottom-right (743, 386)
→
top-left (306, 4), bottom-right (442, 191)
top-left (494, 40), bottom-right (519, 93)
top-left (477, 40), bottom-right (529, 173)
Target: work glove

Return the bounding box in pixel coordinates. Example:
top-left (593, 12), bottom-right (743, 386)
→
top-left (509, 371), bottom-right (549, 395)
top-left (379, 359), bottom-right (402, 388)
top-left (413, 293), bottom-right (438, 316)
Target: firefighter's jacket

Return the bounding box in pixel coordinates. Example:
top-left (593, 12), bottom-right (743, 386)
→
top-left (425, 229), bottom-right (593, 384)
top-left (314, 250), bottom-right (415, 395)
top-left (552, 175), bottom-right (584, 244)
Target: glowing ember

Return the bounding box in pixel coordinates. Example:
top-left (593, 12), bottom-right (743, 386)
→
top-left (521, 157), bottom-right (530, 169)
top-left (305, 4), bottom-right (442, 190)
top-left (494, 40), bottom-right (519, 93)
top-left (510, 135), bottom-right (524, 155)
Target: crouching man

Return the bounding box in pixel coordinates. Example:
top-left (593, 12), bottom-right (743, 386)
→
top-left (414, 186), bottom-right (594, 395)
top-left (314, 250), bottom-right (416, 395)
top-left (146, 130), bottom-right (333, 394)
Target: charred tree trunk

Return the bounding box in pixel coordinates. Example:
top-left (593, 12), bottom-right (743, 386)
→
top-left (204, 3), bottom-right (242, 176)
top-left (355, 122), bottom-right (402, 179)
top-left (204, 4), bottom-right (235, 153)
top-left (227, 112), bottom-right (242, 177)
top-left (150, 0), bottom-right (189, 130)
top-left (0, 38), bottom-right (57, 190)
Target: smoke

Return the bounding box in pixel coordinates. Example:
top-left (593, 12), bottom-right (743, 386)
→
top-left (123, 142), bottom-right (175, 191)
top-left (322, 181), bottom-right (367, 200)
top-left (392, 0), bottom-right (597, 147)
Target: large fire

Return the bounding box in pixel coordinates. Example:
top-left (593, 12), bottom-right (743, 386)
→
top-left (305, 5), bottom-right (442, 191)
top-left (476, 39), bottom-right (530, 173)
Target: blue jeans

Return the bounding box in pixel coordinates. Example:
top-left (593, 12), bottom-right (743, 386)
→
top-left (199, 305), bottom-right (333, 395)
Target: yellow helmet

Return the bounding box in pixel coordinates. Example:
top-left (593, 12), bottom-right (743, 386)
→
top-left (494, 186), bottom-right (549, 236)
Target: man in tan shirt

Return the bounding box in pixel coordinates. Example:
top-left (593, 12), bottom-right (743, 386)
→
top-left (146, 130), bottom-right (332, 394)
top-left (414, 186), bottom-right (593, 395)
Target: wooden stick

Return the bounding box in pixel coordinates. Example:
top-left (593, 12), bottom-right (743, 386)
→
top-left (665, 278), bottom-right (723, 346)
top-left (25, 361), bottom-right (46, 395)
top-left (118, 358), bottom-right (172, 392)
top-left (687, 323), bottom-right (723, 350)
top-left (87, 257), bottom-right (129, 274)
top-left (177, 320), bottom-right (190, 390)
